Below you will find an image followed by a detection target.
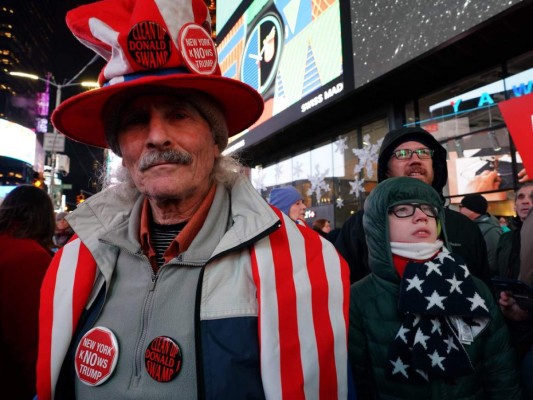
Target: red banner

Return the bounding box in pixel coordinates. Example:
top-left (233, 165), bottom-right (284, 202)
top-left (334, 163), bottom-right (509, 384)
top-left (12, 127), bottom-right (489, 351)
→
top-left (498, 93), bottom-right (533, 178)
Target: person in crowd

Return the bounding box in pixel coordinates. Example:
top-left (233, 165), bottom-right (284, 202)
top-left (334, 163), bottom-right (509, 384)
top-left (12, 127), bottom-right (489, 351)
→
top-left (335, 126), bottom-right (490, 284)
top-left (496, 182), bottom-right (533, 279)
top-left (459, 194), bottom-right (501, 275)
top-left (498, 216), bottom-right (512, 233)
top-left (312, 218), bottom-right (332, 238)
top-left (268, 186), bottom-right (308, 224)
top-left (52, 211), bottom-right (75, 249)
top-left (350, 176), bottom-right (521, 399)
top-left (499, 196), bottom-right (533, 398)
top-left (0, 185), bottom-right (55, 399)
top-left (36, 1), bottom-right (351, 399)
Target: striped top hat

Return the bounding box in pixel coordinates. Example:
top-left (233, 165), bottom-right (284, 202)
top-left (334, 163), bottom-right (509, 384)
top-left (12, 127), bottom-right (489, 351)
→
top-left (52, 0), bottom-right (264, 150)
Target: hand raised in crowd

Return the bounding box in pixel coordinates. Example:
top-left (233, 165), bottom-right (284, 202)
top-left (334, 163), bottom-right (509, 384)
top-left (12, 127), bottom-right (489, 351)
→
top-left (466, 170), bottom-right (502, 193)
top-left (518, 168), bottom-right (530, 183)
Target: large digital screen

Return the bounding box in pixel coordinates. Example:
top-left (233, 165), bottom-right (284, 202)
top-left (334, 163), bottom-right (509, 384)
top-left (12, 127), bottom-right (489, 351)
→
top-left (350, 0), bottom-right (523, 89)
top-left (0, 119), bottom-right (36, 166)
top-left (217, 0), bottom-right (345, 152)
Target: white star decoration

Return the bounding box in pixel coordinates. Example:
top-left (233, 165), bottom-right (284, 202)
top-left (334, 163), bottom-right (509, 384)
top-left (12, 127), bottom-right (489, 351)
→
top-left (307, 165), bottom-right (330, 203)
top-left (435, 249), bottom-right (454, 263)
top-left (390, 357), bottom-right (409, 378)
top-left (406, 275), bottom-right (424, 293)
top-left (396, 326), bottom-right (410, 343)
top-left (293, 161), bottom-right (304, 179)
top-left (428, 350), bottom-right (446, 370)
top-left (349, 176), bottom-right (365, 198)
top-left (425, 290), bottom-right (447, 310)
top-left (334, 136), bottom-right (349, 154)
top-left (274, 163), bottom-right (283, 181)
top-left (443, 335), bottom-right (459, 354)
top-left (352, 135), bottom-right (383, 179)
top-left (425, 261), bottom-right (443, 276)
top-left (414, 328), bottom-right (430, 350)
top-left (446, 274), bottom-right (463, 294)
top-left (458, 263), bottom-right (470, 278)
top-left (467, 292), bottom-right (489, 312)
top-left (336, 197), bottom-right (344, 208)
top-left (431, 318), bottom-right (442, 335)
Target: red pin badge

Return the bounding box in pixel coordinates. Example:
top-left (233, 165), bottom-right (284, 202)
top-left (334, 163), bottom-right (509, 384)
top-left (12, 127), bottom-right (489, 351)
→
top-left (178, 23), bottom-right (217, 75)
top-left (145, 336), bottom-right (182, 382)
top-left (75, 326), bottom-right (119, 386)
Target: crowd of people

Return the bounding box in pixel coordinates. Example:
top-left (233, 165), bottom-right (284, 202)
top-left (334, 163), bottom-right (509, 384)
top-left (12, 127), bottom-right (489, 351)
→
top-left (1, 0), bottom-right (533, 399)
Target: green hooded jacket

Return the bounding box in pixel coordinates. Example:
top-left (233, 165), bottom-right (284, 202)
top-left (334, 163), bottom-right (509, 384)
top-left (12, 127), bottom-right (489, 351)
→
top-left (349, 177), bottom-right (521, 399)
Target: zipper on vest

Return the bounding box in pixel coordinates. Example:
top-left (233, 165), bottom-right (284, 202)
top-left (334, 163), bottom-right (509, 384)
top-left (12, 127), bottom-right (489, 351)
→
top-left (132, 267), bottom-right (162, 387)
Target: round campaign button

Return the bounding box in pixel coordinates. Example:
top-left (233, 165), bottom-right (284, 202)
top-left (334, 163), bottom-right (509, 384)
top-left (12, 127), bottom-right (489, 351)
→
top-left (74, 326), bottom-right (119, 386)
top-left (145, 336), bottom-right (182, 382)
top-left (178, 23), bottom-right (217, 75)
top-left (127, 20), bottom-right (172, 69)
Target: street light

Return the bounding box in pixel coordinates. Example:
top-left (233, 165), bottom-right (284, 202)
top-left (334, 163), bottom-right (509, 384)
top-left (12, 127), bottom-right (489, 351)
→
top-left (9, 60), bottom-right (99, 208)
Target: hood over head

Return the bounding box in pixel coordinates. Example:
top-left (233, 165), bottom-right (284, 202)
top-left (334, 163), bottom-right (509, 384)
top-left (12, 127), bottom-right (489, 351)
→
top-left (363, 177), bottom-right (446, 282)
top-left (377, 127), bottom-right (448, 195)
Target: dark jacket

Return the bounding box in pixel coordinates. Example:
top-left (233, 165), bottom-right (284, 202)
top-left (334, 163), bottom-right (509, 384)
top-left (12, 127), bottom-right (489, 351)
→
top-left (496, 217), bottom-right (522, 279)
top-left (336, 127), bottom-right (490, 284)
top-left (348, 177), bottom-right (521, 399)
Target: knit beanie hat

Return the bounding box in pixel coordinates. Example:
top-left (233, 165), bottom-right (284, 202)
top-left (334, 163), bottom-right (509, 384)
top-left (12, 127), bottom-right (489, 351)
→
top-left (268, 186), bottom-right (302, 215)
top-left (460, 194), bottom-right (488, 214)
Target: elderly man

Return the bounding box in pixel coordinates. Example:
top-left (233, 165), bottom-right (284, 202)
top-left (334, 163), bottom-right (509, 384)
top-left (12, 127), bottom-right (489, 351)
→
top-left (36, 1), bottom-right (350, 399)
top-left (335, 127), bottom-right (490, 283)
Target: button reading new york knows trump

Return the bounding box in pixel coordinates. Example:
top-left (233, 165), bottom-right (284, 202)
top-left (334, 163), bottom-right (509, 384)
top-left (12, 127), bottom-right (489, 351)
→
top-left (75, 327), bottom-right (119, 386)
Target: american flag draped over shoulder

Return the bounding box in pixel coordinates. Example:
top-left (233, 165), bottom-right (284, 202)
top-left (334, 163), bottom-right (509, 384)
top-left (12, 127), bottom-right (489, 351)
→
top-left (37, 212), bottom-right (351, 400)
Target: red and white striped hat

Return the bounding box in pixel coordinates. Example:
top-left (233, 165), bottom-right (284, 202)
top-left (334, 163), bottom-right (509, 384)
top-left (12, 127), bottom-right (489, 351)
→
top-left (52, 0), bottom-right (264, 150)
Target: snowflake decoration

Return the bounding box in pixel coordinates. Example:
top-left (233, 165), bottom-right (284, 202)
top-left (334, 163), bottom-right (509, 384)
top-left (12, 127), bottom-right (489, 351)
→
top-left (293, 161), bottom-right (304, 179)
top-left (352, 134), bottom-right (384, 179)
top-left (336, 197), bottom-right (344, 208)
top-left (334, 136), bottom-right (349, 154)
top-left (349, 176), bottom-right (365, 198)
top-left (307, 164), bottom-right (330, 203)
top-left (252, 168), bottom-right (266, 193)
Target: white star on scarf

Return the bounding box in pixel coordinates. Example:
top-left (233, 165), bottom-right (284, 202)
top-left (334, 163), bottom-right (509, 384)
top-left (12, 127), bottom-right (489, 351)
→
top-left (446, 274), bottom-right (463, 294)
top-left (390, 357), bottom-right (409, 378)
top-left (428, 350), bottom-right (446, 370)
top-left (425, 290), bottom-right (447, 310)
top-left (396, 326), bottom-right (410, 343)
top-left (416, 369), bottom-right (429, 381)
top-left (406, 275), bottom-right (424, 293)
top-left (443, 334), bottom-right (459, 354)
top-left (430, 318), bottom-right (442, 334)
top-left (435, 250), bottom-right (454, 263)
top-left (414, 328), bottom-right (430, 350)
top-left (425, 261), bottom-right (443, 276)
top-left (458, 263), bottom-right (470, 278)
top-left (467, 292), bottom-right (489, 312)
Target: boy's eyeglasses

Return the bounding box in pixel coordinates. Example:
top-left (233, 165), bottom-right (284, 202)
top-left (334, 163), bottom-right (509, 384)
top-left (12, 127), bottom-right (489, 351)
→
top-left (388, 203), bottom-right (439, 218)
top-left (391, 148), bottom-right (434, 160)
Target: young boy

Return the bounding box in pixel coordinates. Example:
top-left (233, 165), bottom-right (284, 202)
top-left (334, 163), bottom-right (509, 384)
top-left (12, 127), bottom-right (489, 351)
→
top-left (349, 176), bottom-right (521, 399)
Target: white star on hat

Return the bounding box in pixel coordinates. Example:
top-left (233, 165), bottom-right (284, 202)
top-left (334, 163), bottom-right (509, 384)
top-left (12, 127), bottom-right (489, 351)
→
top-left (428, 350), bottom-right (446, 370)
top-left (406, 275), bottom-right (425, 293)
top-left (390, 357), bottom-right (409, 378)
top-left (425, 290), bottom-right (447, 310)
top-left (446, 274), bottom-right (463, 294)
top-left (467, 292), bottom-right (489, 312)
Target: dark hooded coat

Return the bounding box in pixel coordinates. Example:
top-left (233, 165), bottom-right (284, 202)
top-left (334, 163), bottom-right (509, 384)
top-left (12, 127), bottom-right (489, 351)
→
top-left (348, 177), bottom-right (521, 399)
top-left (335, 127), bottom-right (490, 284)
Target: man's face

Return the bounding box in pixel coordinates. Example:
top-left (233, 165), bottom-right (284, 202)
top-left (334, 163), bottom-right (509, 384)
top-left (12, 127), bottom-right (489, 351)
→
top-left (116, 94), bottom-right (220, 202)
top-left (515, 185), bottom-right (533, 221)
top-left (288, 199), bottom-right (306, 221)
top-left (386, 141), bottom-right (434, 185)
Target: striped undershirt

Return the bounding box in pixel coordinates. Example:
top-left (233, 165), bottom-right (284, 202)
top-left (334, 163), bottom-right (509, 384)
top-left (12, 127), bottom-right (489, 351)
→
top-left (150, 221), bottom-right (187, 267)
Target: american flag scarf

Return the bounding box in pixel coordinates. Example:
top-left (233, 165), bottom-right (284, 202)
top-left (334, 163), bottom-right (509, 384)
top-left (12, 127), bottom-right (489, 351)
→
top-left (37, 209), bottom-right (350, 399)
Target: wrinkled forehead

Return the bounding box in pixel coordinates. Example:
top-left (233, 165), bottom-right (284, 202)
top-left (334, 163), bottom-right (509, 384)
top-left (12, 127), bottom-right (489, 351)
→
top-left (516, 185), bottom-right (533, 200)
top-left (118, 93), bottom-right (199, 115)
top-left (392, 140), bottom-right (428, 151)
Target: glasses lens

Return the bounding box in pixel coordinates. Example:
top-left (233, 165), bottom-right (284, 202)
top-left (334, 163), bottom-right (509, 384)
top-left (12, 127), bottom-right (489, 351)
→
top-left (420, 204), bottom-right (438, 217)
top-left (415, 149), bottom-right (433, 159)
top-left (393, 149), bottom-right (412, 160)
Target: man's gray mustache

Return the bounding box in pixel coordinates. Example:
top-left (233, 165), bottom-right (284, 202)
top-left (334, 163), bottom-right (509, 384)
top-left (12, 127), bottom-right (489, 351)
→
top-left (138, 150), bottom-right (193, 171)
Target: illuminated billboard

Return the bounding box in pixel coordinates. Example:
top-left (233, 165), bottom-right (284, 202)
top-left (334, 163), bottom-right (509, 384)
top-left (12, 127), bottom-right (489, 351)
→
top-left (0, 119), bottom-right (36, 166)
top-left (217, 0), bottom-right (345, 152)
